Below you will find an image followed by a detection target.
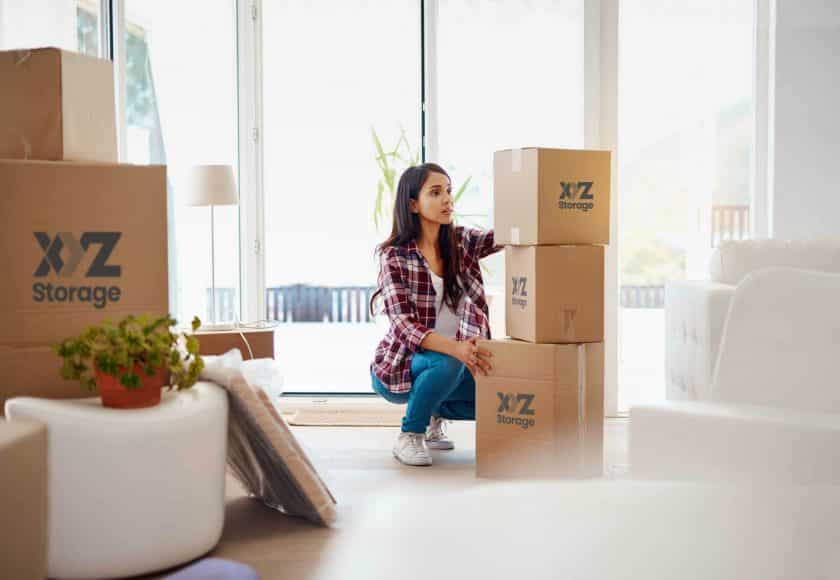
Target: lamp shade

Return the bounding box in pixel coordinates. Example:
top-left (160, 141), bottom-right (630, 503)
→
top-left (182, 164), bottom-right (238, 206)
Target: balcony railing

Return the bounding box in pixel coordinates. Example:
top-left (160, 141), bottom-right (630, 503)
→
top-left (711, 204), bottom-right (750, 247)
top-left (208, 283), bottom-right (669, 321)
top-left (619, 285), bottom-right (665, 309)
top-left (266, 285), bottom-right (376, 323)
top-left (208, 285), bottom-right (376, 323)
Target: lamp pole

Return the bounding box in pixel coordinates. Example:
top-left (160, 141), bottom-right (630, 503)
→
top-left (210, 204), bottom-right (216, 324)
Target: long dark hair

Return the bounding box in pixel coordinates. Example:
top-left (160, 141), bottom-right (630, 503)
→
top-left (370, 163), bottom-right (463, 316)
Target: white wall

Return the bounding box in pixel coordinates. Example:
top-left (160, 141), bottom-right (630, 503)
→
top-left (770, 0), bottom-right (840, 239)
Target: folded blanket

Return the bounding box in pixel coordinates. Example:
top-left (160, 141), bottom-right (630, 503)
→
top-left (201, 350), bottom-right (336, 526)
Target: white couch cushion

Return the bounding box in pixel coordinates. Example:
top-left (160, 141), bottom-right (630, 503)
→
top-left (710, 239), bottom-right (840, 285)
top-left (711, 268), bottom-right (840, 413)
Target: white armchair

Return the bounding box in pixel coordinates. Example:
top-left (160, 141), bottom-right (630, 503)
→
top-left (633, 267), bottom-right (840, 483)
top-left (665, 239), bottom-right (840, 400)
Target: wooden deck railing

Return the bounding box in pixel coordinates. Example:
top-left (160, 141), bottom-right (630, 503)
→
top-left (711, 204), bottom-right (750, 247)
top-left (209, 282), bottom-right (669, 320)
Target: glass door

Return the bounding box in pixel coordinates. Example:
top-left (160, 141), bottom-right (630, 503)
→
top-left (121, 0), bottom-right (239, 327)
top-left (617, 0), bottom-right (756, 411)
top-left (262, 0), bottom-right (421, 393)
top-left (435, 0), bottom-right (585, 334)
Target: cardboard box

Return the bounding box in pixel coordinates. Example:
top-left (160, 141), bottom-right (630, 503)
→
top-left (0, 160), bottom-right (169, 346)
top-left (476, 339), bottom-right (604, 479)
top-left (506, 245), bottom-right (604, 343)
top-left (0, 47), bottom-right (117, 162)
top-left (494, 147), bottom-right (611, 245)
top-left (196, 327), bottom-right (276, 360)
top-left (0, 418), bottom-right (47, 578)
top-left (0, 345), bottom-right (84, 414)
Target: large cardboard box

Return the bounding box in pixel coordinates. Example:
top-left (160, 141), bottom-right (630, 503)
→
top-left (0, 47), bottom-right (117, 162)
top-left (476, 339), bottom-right (604, 479)
top-left (506, 244), bottom-right (604, 343)
top-left (494, 147), bottom-right (611, 245)
top-left (0, 160), bottom-right (169, 347)
top-left (0, 346), bottom-right (82, 414)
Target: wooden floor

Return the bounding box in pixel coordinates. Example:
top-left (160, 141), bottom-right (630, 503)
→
top-left (144, 419), bottom-right (629, 580)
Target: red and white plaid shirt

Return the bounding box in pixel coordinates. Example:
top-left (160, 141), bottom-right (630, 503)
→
top-left (371, 226), bottom-right (503, 394)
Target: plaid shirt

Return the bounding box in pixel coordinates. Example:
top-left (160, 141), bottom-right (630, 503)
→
top-left (371, 226), bottom-right (503, 394)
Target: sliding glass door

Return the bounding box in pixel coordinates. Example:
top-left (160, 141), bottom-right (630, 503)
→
top-left (121, 0), bottom-right (239, 327)
top-left (435, 0), bottom-right (585, 334)
top-left (262, 0), bottom-right (421, 392)
top-left (616, 0), bottom-right (756, 411)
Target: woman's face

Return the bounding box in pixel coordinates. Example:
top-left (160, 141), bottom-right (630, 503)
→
top-left (410, 171), bottom-right (453, 226)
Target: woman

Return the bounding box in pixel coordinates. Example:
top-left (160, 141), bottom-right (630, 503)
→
top-left (369, 163), bottom-right (503, 467)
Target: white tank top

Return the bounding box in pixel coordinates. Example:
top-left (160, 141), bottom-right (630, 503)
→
top-left (429, 271), bottom-right (463, 339)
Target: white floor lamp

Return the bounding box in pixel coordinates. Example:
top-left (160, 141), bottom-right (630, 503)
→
top-left (183, 164), bottom-right (238, 327)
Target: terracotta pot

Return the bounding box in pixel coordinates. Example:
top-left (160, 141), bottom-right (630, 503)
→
top-left (95, 364), bottom-right (165, 409)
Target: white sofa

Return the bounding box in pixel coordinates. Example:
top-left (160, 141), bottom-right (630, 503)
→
top-left (665, 239), bottom-right (840, 400)
top-left (632, 267), bottom-right (840, 483)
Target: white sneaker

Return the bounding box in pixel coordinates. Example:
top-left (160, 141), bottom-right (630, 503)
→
top-left (426, 416), bottom-right (455, 450)
top-left (393, 432), bottom-right (433, 466)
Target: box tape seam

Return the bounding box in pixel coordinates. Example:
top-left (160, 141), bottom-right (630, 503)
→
top-left (577, 344), bottom-right (586, 471)
top-left (510, 148), bottom-right (522, 173)
top-left (15, 50), bottom-right (32, 67)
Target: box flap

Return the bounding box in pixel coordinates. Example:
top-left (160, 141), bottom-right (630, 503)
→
top-left (479, 339), bottom-right (579, 381)
top-left (59, 50), bottom-right (117, 163)
top-left (0, 48), bottom-right (62, 160)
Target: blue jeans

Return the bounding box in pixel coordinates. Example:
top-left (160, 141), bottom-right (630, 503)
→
top-left (371, 351), bottom-right (476, 433)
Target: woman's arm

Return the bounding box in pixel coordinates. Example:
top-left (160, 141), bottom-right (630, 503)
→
top-left (421, 332), bottom-right (492, 375)
top-left (464, 227), bottom-right (504, 260)
top-left (419, 332), bottom-right (458, 357)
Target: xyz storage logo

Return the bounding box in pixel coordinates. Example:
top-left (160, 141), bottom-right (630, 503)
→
top-left (32, 232), bottom-right (123, 309)
top-left (496, 392), bottom-right (536, 430)
top-left (510, 276), bottom-right (528, 309)
top-left (557, 181), bottom-right (595, 212)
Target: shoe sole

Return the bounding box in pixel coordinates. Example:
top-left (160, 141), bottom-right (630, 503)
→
top-left (426, 440), bottom-right (455, 451)
top-left (392, 449), bottom-right (432, 466)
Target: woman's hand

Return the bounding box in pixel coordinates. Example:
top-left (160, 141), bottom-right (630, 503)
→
top-left (452, 336), bottom-right (493, 376)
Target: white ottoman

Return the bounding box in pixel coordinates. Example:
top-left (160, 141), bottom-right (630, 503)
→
top-left (5, 381), bottom-right (228, 579)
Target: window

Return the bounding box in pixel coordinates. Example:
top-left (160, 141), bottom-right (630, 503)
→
top-left (0, 0), bottom-right (101, 56)
top-left (262, 0), bottom-right (421, 392)
top-left (617, 0), bottom-right (755, 411)
top-left (5, 1), bottom-right (762, 405)
top-left (121, 0), bottom-right (239, 327)
top-left (436, 0), bottom-right (584, 333)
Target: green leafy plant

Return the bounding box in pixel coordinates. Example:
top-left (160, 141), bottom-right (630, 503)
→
top-left (372, 125), bottom-right (419, 232)
top-left (54, 314), bottom-right (204, 393)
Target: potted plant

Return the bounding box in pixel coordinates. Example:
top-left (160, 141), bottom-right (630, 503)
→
top-left (54, 314), bottom-right (205, 409)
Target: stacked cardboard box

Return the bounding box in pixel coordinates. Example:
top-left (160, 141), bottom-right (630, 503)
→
top-left (0, 48), bottom-right (169, 412)
top-left (476, 147), bottom-right (610, 479)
